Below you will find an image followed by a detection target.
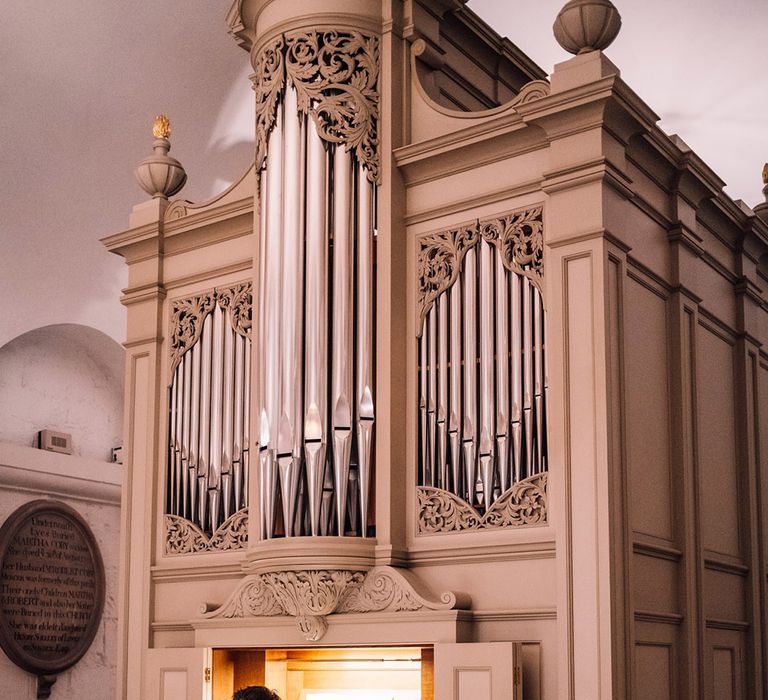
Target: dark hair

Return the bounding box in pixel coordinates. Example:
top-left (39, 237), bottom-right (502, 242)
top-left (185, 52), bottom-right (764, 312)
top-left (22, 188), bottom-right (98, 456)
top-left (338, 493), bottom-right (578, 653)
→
top-left (233, 687), bottom-right (281, 700)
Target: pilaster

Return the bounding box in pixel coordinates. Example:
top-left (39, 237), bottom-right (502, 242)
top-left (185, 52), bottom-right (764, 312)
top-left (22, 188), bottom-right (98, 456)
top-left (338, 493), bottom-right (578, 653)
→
top-left (102, 200), bottom-right (167, 700)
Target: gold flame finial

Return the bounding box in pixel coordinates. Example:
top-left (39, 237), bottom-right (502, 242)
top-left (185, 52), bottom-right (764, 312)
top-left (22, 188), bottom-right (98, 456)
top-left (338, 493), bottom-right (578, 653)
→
top-left (152, 115), bottom-right (171, 139)
top-left (763, 162), bottom-right (768, 186)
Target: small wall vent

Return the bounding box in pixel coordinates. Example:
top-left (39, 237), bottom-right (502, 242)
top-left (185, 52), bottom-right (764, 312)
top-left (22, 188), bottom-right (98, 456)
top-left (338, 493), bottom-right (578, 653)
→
top-left (37, 429), bottom-right (73, 455)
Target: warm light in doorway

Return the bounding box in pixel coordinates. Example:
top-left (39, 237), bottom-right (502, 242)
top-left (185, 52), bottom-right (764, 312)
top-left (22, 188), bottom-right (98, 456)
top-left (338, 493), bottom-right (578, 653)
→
top-left (303, 692), bottom-right (420, 700)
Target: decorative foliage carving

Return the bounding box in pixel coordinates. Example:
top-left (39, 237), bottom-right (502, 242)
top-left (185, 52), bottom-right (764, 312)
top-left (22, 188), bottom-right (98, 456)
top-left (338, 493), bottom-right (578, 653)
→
top-left (165, 508), bottom-right (249, 555)
top-left (253, 35), bottom-right (286, 178)
top-left (252, 30), bottom-right (380, 183)
top-left (216, 282), bottom-right (253, 339)
top-left (479, 206), bottom-right (544, 293)
top-left (417, 223), bottom-right (478, 331)
top-left (169, 291), bottom-right (216, 376)
top-left (202, 565), bottom-right (464, 641)
top-left (337, 566), bottom-right (460, 613)
top-left (169, 282), bottom-right (253, 376)
top-left (416, 207), bottom-right (544, 327)
top-left (417, 473), bottom-right (547, 534)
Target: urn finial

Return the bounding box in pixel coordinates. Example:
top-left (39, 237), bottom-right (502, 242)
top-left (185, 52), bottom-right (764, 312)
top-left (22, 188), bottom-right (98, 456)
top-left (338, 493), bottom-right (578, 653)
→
top-left (553, 0), bottom-right (622, 55)
top-left (135, 115), bottom-right (187, 199)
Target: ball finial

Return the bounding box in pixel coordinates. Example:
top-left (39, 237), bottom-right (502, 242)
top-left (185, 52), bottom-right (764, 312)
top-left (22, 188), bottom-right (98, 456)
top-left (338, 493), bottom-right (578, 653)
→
top-left (554, 0), bottom-right (622, 55)
top-left (135, 115), bottom-right (187, 200)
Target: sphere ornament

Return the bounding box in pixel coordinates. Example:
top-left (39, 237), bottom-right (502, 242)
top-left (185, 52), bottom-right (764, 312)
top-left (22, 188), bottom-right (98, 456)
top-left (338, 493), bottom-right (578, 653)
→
top-left (135, 115), bottom-right (187, 199)
top-left (553, 0), bottom-right (622, 55)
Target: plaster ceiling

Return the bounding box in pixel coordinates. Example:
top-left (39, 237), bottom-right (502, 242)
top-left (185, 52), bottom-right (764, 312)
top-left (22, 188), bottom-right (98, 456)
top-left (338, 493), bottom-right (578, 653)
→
top-left (1, 0), bottom-right (765, 347)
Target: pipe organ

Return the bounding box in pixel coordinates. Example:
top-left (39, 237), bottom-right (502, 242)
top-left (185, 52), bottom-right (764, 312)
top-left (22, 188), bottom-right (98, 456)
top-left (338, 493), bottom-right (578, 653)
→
top-left (254, 31), bottom-right (379, 539)
top-left (416, 208), bottom-right (548, 532)
top-left (165, 284), bottom-right (252, 554)
top-left (109, 2), bottom-right (768, 697)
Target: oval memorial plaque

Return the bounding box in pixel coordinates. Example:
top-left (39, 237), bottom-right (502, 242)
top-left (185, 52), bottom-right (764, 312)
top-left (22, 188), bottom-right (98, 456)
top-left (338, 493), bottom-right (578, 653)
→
top-left (0, 500), bottom-right (105, 678)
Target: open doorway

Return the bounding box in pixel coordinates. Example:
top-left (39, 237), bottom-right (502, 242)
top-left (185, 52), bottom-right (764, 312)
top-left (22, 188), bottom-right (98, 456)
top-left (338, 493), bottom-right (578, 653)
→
top-left (212, 646), bottom-right (432, 700)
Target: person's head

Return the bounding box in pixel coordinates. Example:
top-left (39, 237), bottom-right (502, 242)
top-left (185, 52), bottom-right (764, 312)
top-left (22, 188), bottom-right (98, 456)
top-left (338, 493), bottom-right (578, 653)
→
top-left (232, 687), bottom-right (280, 700)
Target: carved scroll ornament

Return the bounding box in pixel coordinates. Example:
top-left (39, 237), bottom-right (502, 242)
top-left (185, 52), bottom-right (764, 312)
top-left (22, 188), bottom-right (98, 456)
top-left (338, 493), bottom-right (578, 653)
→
top-left (417, 223), bottom-right (478, 333)
top-left (417, 473), bottom-right (547, 534)
top-left (253, 30), bottom-right (380, 183)
top-left (201, 565), bottom-right (465, 641)
top-left (417, 206), bottom-right (544, 325)
top-left (165, 508), bottom-right (249, 555)
top-left (169, 282), bottom-right (253, 376)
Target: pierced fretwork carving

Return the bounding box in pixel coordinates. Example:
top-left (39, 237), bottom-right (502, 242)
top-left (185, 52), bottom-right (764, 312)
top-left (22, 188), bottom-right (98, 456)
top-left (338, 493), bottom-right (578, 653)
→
top-left (201, 566), bottom-right (465, 641)
top-left (165, 508), bottom-right (249, 555)
top-left (252, 30), bottom-right (380, 183)
top-left (417, 473), bottom-right (547, 534)
top-left (417, 222), bottom-right (478, 333)
top-left (417, 206), bottom-right (544, 323)
top-left (479, 206), bottom-right (544, 294)
top-left (169, 282), bottom-right (253, 377)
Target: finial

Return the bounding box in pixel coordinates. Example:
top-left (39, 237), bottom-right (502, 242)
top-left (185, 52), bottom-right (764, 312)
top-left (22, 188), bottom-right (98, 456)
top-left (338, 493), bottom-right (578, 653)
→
top-left (762, 163), bottom-right (768, 204)
top-left (554, 0), bottom-right (622, 55)
top-left (152, 114), bottom-right (171, 140)
top-left (134, 115), bottom-right (187, 200)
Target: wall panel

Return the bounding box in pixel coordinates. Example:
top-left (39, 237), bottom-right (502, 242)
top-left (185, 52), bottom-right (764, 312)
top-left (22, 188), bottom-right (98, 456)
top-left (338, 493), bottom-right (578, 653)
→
top-left (624, 275), bottom-right (672, 540)
top-left (635, 643), bottom-right (672, 700)
top-left (696, 325), bottom-right (739, 558)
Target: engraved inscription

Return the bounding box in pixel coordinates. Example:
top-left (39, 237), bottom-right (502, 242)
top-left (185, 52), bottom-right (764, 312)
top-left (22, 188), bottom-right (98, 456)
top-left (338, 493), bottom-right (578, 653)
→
top-left (0, 502), bottom-right (104, 676)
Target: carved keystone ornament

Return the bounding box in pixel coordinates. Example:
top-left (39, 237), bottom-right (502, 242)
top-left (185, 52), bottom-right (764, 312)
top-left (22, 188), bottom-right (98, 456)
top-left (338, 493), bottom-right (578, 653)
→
top-left (201, 566), bottom-right (467, 641)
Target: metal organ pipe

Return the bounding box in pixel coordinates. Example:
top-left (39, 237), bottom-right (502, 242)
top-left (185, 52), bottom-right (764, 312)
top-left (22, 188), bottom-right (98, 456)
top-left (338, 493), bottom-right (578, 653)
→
top-left (331, 144), bottom-right (354, 535)
top-left (355, 164), bottom-right (375, 536)
top-left (462, 247), bottom-right (477, 504)
top-left (304, 118), bottom-right (329, 536)
top-left (416, 217), bottom-right (548, 515)
top-left (436, 294), bottom-right (449, 489)
top-left (478, 239), bottom-right (496, 508)
top-left (448, 284), bottom-right (462, 495)
top-left (278, 87), bottom-right (304, 537)
top-left (249, 84), bottom-right (377, 539)
top-left (261, 101), bottom-right (284, 539)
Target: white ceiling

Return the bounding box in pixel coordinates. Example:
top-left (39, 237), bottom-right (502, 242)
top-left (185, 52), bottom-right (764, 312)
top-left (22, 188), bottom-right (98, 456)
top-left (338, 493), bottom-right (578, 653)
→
top-left (1, 0), bottom-right (765, 347)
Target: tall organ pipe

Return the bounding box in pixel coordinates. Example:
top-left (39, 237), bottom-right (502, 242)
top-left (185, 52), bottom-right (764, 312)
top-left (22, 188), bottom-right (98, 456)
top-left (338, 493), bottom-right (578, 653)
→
top-left (331, 144), bottom-right (354, 535)
top-left (355, 164), bottom-right (375, 535)
top-left (259, 101), bottom-right (284, 539)
top-left (427, 308), bottom-right (437, 487)
top-left (181, 352), bottom-right (192, 519)
top-left (523, 278), bottom-right (534, 478)
top-left (448, 284), bottom-right (462, 494)
top-left (510, 274), bottom-right (523, 485)
top-left (436, 294), bottom-right (448, 489)
top-left (277, 87), bottom-right (304, 536)
top-left (304, 119), bottom-right (329, 536)
top-left (462, 247), bottom-right (477, 504)
top-left (478, 239), bottom-right (495, 507)
top-left (533, 289), bottom-right (544, 475)
top-left (495, 255), bottom-right (510, 493)
top-left (222, 305), bottom-right (236, 519)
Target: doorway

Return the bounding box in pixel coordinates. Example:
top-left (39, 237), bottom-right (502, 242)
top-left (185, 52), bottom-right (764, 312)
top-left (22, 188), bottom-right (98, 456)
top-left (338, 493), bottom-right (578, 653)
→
top-left (212, 646), bottom-right (432, 700)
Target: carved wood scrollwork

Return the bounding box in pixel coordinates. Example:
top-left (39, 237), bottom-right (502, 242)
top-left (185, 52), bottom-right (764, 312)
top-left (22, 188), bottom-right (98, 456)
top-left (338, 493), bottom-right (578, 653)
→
top-left (417, 223), bottom-right (478, 334)
top-left (417, 473), bottom-right (547, 534)
top-left (165, 508), bottom-right (249, 555)
top-left (417, 206), bottom-right (544, 324)
top-left (479, 206), bottom-right (544, 293)
top-left (201, 566), bottom-right (465, 641)
top-left (169, 282), bottom-right (253, 377)
top-left (252, 30), bottom-right (380, 183)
